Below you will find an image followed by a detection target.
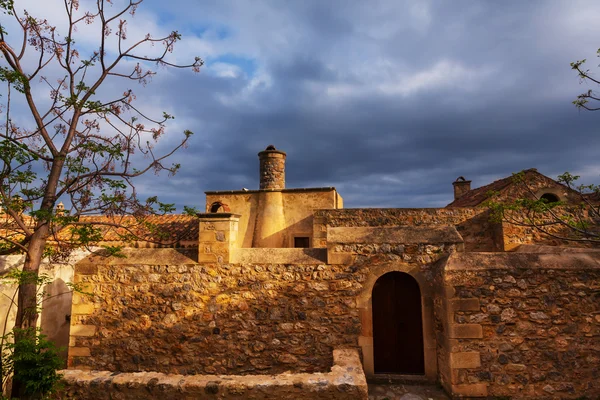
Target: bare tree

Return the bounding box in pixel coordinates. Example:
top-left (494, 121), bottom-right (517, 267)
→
top-left (0, 0), bottom-right (202, 395)
top-left (571, 47), bottom-right (600, 111)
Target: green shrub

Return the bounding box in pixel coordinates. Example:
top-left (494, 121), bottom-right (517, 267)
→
top-left (2, 328), bottom-right (63, 399)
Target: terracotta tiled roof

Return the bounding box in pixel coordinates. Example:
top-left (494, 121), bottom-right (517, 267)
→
top-left (61, 214), bottom-right (199, 244)
top-left (446, 174), bottom-right (517, 208)
top-left (1, 213), bottom-right (198, 247)
top-left (0, 213), bottom-right (35, 248)
top-left (446, 169), bottom-right (577, 208)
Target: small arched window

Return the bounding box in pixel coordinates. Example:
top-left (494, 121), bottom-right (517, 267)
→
top-left (209, 201), bottom-right (230, 213)
top-left (540, 193), bottom-right (559, 203)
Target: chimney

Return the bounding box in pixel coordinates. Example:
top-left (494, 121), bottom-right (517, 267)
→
top-left (258, 145), bottom-right (286, 190)
top-left (453, 176), bottom-right (471, 200)
top-left (253, 145), bottom-right (286, 248)
top-left (55, 202), bottom-right (66, 216)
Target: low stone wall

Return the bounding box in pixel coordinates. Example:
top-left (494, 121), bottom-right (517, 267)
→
top-left (502, 219), bottom-right (600, 251)
top-left (58, 349), bottom-right (368, 399)
top-left (440, 252), bottom-right (600, 398)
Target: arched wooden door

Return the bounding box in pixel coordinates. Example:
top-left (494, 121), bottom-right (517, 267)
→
top-left (372, 272), bottom-right (425, 374)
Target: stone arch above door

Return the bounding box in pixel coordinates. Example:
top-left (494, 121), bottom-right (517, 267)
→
top-left (357, 262), bottom-right (437, 381)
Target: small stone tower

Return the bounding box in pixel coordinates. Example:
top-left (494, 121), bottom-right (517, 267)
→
top-left (258, 145), bottom-right (286, 190)
top-left (253, 145), bottom-right (287, 248)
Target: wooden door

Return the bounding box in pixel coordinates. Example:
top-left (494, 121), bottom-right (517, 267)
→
top-left (372, 272), bottom-right (425, 374)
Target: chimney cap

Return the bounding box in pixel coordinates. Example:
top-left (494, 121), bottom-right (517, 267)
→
top-left (453, 176), bottom-right (471, 184)
top-left (258, 145), bottom-right (286, 157)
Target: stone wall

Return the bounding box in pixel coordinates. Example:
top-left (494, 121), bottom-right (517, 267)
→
top-left (502, 213), bottom-right (600, 251)
top-left (440, 252), bottom-right (600, 398)
top-left (68, 249), bottom-right (363, 375)
top-left (58, 349), bottom-right (367, 400)
top-left (205, 189), bottom-right (340, 248)
top-left (232, 248), bottom-right (327, 264)
top-left (314, 208), bottom-right (501, 252)
top-left (0, 252), bottom-right (86, 367)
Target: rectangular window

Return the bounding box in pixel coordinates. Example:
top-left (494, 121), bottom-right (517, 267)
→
top-left (294, 237), bottom-right (310, 248)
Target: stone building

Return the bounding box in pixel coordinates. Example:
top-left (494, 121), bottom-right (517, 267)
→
top-left (17, 146), bottom-right (600, 398)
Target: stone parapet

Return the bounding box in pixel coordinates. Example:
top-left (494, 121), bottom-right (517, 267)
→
top-left (57, 349), bottom-right (368, 399)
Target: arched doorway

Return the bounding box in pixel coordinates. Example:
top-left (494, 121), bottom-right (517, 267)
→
top-left (372, 271), bottom-right (425, 374)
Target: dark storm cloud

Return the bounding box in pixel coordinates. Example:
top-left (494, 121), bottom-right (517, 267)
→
top-left (124, 0), bottom-right (600, 210)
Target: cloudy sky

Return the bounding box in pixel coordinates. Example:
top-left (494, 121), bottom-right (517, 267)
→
top-left (5, 0), bottom-right (600, 209)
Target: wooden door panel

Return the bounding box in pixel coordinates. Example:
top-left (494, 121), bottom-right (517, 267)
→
top-left (372, 272), bottom-right (425, 374)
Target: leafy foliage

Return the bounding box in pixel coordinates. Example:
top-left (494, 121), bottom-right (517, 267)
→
top-left (571, 48), bottom-right (600, 111)
top-left (2, 329), bottom-right (63, 399)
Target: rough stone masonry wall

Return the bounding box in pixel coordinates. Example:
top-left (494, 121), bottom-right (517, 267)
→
top-left (314, 208), bottom-right (502, 252)
top-left (441, 253), bottom-right (600, 399)
top-left (502, 210), bottom-right (600, 251)
top-left (259, 153), bottom-right (285, 190)
top-left (58, 349), bottom-right (368, 400)
top-left (69, 249), bottom-right (363, 375)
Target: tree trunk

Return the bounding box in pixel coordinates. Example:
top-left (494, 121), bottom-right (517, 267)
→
top-left (14, 229), bottom-right (48, 329)
top-left (11, 226), bottom-right (48, 400)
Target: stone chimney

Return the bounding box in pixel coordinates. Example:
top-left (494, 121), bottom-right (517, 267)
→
top-left (258, 145), bottom-right (286, 190)
top-left (253, 145), bottom-right (286, 248)
top-left (453, 176), bottom-right (471, 200)
top-left (55, 202), bottom-right (66, 216)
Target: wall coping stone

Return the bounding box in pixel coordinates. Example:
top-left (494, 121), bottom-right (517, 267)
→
top-left (76, 248), bottom-right (196, 266)
top-left (206, 187), bottom-right (337, 195)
